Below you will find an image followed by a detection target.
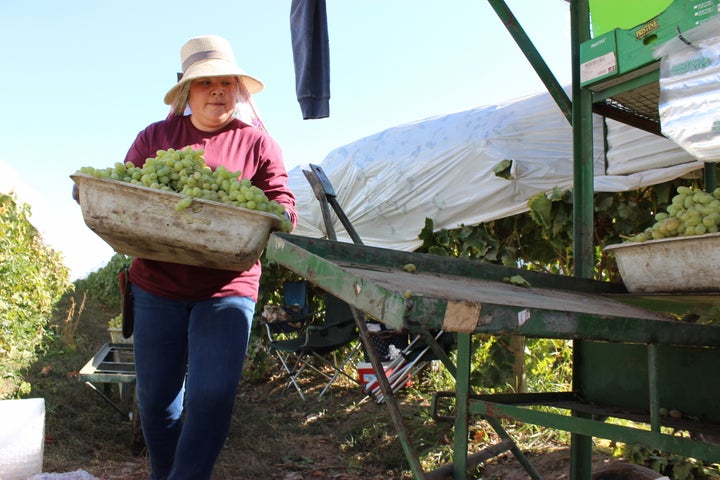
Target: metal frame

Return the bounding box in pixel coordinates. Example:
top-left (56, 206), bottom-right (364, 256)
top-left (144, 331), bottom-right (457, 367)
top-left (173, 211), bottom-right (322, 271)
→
top-left (265, 232), bottom-right (720, 479)
top-left (488, 2), bottom-right (719, 478)
top-left (78, 342), bottom-right (136, 416)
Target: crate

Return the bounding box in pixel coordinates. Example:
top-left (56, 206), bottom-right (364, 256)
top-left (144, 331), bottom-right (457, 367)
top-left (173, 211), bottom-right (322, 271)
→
top-left (72, 173), bottom-right (282, 271)
top-left (604, 232), bottom-right (720, 293)
top-left (108, 327), bottom-right (132, 345)
top-left (107, 327), bottom-right (134, 366)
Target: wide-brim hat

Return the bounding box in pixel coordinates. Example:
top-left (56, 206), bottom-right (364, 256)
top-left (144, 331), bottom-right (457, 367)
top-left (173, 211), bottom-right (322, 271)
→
top-left (164, 35), bottom-right (264, 106)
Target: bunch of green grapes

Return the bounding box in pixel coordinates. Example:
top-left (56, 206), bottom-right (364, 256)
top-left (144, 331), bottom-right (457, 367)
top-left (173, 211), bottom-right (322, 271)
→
top-left (108, 313), bottom-right (122, 329)
top-left (77, 146), bottom-right (292, 232)
top-left (627, 185), bottom-right (720, 242)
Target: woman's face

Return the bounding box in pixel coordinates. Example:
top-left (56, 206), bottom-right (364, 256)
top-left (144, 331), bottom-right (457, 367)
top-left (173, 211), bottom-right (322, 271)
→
top-left (187, 76), bottom-right (241, 131)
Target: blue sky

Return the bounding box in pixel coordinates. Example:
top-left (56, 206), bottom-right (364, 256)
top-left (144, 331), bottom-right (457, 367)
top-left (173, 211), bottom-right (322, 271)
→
top-left (0, 1), bottom-right (572, 279)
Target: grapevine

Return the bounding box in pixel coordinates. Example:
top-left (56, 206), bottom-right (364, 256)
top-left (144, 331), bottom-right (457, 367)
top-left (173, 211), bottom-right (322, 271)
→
top-left (76, 146), bottom-right (292, 232)
top-left (625, 185), bottom-right (720, 242)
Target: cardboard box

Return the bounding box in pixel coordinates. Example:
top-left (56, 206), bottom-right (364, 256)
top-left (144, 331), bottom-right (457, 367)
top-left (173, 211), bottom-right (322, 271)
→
top-left (581, 0), bottom-right (720, 89)
top-left (589, 0), bottom-right (673, 37)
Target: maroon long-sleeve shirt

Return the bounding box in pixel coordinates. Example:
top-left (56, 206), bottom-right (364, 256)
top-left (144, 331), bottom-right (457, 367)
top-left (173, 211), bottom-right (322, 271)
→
top-left (125, 114), bottom-right (296, 301)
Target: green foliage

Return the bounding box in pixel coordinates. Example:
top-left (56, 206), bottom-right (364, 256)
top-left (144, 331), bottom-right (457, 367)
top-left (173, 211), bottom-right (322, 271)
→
top-left (417, 217), bottom-right (510, 265)
top-left (525, 338), bottom-right (573, 391)
top-left (0, 193), bottom-right (72, 398)
top-left (73, 254), bottom-right (132, 309)
top-left (416, 182), bottom-right (680, 278)
top-left (619, 443), bottom-right (716, 480)
top-left (469, 335), bottom-right (518, 391)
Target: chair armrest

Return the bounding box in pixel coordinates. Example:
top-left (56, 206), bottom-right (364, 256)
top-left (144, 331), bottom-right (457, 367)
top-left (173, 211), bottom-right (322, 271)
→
top-left (260, 313), bottom-right (313, 327)
top-left (260, 304), bottom-right (313, 325)
top-left (307, 317), bottom-right (355, 333)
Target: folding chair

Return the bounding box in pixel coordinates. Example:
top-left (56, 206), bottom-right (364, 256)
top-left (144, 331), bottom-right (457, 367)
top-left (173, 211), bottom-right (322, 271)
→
top-left (261, 281), bottom-right (315, 396)
top-left (263, 289), bottom-right (362, 399)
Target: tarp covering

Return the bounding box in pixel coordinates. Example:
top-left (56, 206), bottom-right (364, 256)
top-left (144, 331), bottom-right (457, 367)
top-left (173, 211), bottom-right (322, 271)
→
top-left (288, 88), bottom-right (703, 251)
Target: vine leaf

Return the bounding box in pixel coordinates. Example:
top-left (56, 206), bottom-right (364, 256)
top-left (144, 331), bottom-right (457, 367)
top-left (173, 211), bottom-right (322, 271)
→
top-left (527, 191), bottom-right (553, 228)
top-left (492, 159), bottom-right (514, 180)
top-left (503, 275), bottom-right (531, 288)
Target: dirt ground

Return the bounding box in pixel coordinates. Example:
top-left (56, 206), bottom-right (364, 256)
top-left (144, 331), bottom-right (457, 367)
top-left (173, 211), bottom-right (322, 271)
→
top-left (28, 294), bottom-right (639, 480)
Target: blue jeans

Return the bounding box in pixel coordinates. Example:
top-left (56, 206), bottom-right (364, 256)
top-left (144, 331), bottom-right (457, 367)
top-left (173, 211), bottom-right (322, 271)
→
top-left (131, 285), bottom-right (255, 480)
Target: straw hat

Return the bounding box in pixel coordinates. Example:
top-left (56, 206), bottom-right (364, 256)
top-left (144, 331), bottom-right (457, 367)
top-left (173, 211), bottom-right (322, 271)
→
top-left (163, 35), bottom-right (264, 106)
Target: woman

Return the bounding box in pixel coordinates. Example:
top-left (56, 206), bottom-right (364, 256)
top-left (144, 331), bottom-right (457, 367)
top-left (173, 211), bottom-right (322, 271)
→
top-left (126, 35), bottom-right (296, 479)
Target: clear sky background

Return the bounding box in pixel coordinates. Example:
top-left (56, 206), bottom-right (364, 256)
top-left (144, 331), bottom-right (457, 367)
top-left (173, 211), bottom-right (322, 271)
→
top-left (0, 1), bottom-right (572, 280)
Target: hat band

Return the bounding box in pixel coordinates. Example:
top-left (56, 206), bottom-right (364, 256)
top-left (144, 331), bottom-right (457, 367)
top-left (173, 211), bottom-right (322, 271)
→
top-left (181, 49), bottom-right (234, 72)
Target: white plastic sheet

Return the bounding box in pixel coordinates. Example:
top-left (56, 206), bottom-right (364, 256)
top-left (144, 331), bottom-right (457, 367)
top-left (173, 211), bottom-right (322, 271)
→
top-left (29, 471), bottom-right (99, 480)
top-left (289, 88), bottom-right (704, 251)
top-left (604, 118), bottom-right (696, 175)
top-left (658, 17), bottom-right (720, 162)
top-left (0, 398), bottom-right (45, 480)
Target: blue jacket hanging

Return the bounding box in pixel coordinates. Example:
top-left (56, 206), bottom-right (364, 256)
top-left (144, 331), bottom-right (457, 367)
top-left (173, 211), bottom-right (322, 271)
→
top-left (290, 0), bottom-right (330, 119)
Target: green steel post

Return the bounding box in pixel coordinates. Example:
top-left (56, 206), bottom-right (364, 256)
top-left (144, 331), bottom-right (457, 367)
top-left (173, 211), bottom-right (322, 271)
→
top-left (353, 306), bottom-right (428, 479)
top-left (570, 1), bottom-right (594, 479)
top-left (453, 333), bottom-right (471, 479)
top-left (705, 163), bottom-right (718, 192)
top-left (571, 0), bottom-right (594, 280)
top-left (648, 344), bottom-right (661, 432)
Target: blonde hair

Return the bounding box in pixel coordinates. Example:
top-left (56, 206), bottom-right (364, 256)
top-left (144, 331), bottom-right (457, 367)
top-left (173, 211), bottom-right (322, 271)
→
top-left (170, 81), bottom-right (192, 115)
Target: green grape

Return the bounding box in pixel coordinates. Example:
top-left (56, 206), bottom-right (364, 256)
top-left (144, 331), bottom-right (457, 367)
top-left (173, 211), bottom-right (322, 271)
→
top-left (76, 146), bottom-right (291, 230)
top-left (175, 196), bottom-right (193, 211)
top-left (626, 185), bottom-right (720, 242)
top-left (685, 216), bottom-right (701, 227)
top-left (280, 218), bottom-right (292, 233)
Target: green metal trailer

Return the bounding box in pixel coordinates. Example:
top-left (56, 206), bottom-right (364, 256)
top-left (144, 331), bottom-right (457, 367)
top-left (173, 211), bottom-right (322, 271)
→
top-left (265, 232), bottom-right (720, 479)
